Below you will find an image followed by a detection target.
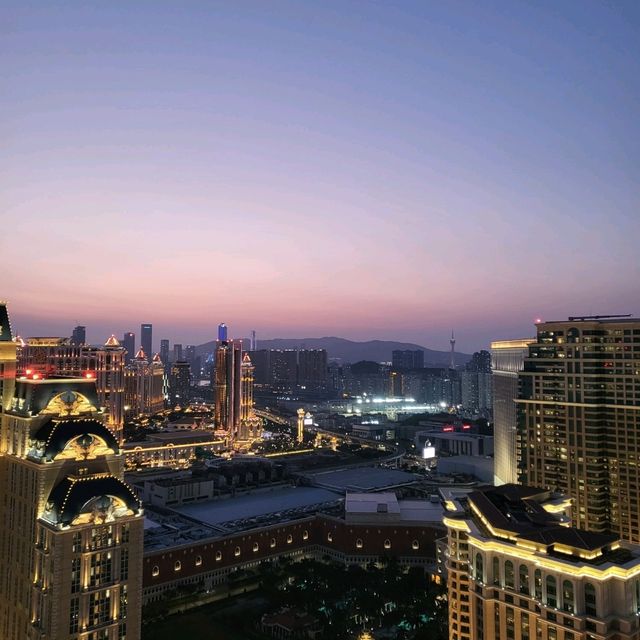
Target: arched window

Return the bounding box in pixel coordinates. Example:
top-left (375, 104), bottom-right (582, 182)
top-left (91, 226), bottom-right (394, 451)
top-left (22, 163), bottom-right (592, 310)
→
top-left (534, 569), bottom-right (542, 600)
top-left (286, 534), bottom-right (293, 544)
top-left (215, 550), bottom-right (222, 561)
top-left (270, 538), bottom-right (276, 548)
top-left (195, 555), bottom-right (202, 566)
top-left (519, 564), bottom-right (529, 595)
top-left (234, 546), bottom-right (241, 557)
top-left (546, 575), bottom-right (557, 608)
top-left (253, 542), bottom-right (259, 552)
top-left (174, 560), bottom-right (181, 571)
top-left (412, 540), bottom-right (420, 551)
top-left (492, 557), bottom-right (500, 586)
top-left (327, 533), bottom-right (333, 543)
top-left (562, 580), bottom-right (574, 613)
top-left (356, 538), bottom-right (363, 549)
top-left (384, 539), bottom-right (391, 550)
top-left (504, 560), bottom-right (515, 589)
top-left (152, 566), bottom-right (159, 577)
top-left (475, 554), bottom-right (483, 582)
top-left (302, 530), bottom-right (309, 540)
top-left (584, 582), bottom-right (597, 616)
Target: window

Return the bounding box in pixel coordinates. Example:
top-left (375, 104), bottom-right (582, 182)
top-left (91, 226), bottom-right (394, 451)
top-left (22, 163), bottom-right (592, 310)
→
top-left (584, 582), bottom-right (597, 616)
top-left (546, 575), bottom-right (557, 608)
top-left (534, 569), bottom-right (542, 600)
top-left (69, 597), bottom-right (80, 634)
top-left (493, 557), bottom-right (500, 586)
top-left (215, 550), bottom-right (222, 561)
top-left (384, 539), bottom-right (391, 549)
top-left (252, 542), bottom-right (259, 552)
top-left (270, 538), bottom-right (276, 548)
top-left (327, 533), bottom-right (333, 542)
top-left (71, 557), bottom-right (81, 593)
top-left (562, 580), bottom-right (574, 613)
top-left (412, 540), bottom-right (419, 550)
top-left (520, 612), bottom-right (529, 640)
top-left (120, 547), bottom-right (129, 581)
top-left (286, 534), bottom-right (293, 544)
top-left (356, 538), bottom-right (363, 549)
top-left (195, 555), bottom-right (202, 566)
top-left (89, 589), bottom-right (112, 627)
top-left (234, 546), bottom-right (241, 557)
top-left (152, 566), bottom-right (159, 577)
top-left (174, 561), bottom-right (181, 571)
top-left (505, 561), bottom-right (515, 590)
top-left (519, 564), bottom-right (529, 595)
top-left (90, 552), bottom-right (112, 587)
top-left (303, 530), bottom-right (309, 540)
top-left (475, 553), bottom-right (483, 582)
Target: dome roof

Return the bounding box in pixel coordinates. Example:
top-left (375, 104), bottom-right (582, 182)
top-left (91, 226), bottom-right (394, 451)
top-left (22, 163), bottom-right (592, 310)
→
top-left (45, 475), bottom-right (140, 526)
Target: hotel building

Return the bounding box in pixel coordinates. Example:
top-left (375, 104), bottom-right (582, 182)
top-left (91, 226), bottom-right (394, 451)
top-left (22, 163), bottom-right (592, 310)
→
top-left (517, 317), bottom-right (640, 542)
top-left (444, 484), bottom-right (640, 640)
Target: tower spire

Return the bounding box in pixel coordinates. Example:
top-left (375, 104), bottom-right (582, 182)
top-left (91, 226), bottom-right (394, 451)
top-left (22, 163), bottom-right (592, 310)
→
top-left (449, 330), bottom-right (456, 370)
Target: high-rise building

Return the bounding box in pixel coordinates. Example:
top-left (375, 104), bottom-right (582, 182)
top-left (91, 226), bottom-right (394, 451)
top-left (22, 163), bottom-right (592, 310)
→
top-left (160, 339), bottom-right (170, 366)
top-left (444, 484), bottom-right (640, 640)
top-left (297, 349), bottom-right (328, 392)
top-left (173, 343), bottom-right (183, 362)
top-left (239, 353), bottom-right (258, 440)
top-left (491, 339), bottom-right (534, 485)
top-left (124, 349), bottom-right (165, 417)
top-left (391, 349), bottom-right (424, 370)
top-left (517, 316), bottom-right (640, 542)
top-left (0, 305), bottom-right (143, 640)
top-left (123, 331), bottom-right (136, 365)
top-left (185, 345), bottom-right (196, 365)
top-left (169, 361), bottom-right (191, 408)
top-left (213, 338), bottom-right (242, 438)
top-left (70, 325), bottom-right (86, 346)
top-left (18, 336), bottom-right (126, 440)
top-left (140, 324), bottom-right (152, 362)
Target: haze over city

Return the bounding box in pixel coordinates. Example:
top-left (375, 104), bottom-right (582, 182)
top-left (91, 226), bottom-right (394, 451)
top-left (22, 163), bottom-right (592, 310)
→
top-left (4, 1), bottom-right (640, 351)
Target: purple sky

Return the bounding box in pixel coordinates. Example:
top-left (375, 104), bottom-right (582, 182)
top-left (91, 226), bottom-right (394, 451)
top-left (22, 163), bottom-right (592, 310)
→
top-left (3, 2), bottom-right (639, 353)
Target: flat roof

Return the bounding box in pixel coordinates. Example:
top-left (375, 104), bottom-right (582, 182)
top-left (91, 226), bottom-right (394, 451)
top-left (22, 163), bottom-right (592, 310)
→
top-left (174, 486), bottom-right (342, 529)
top-left (305, 467), bottom-right (417, 492)
top-left (345, 492), bottom-right (443, 523)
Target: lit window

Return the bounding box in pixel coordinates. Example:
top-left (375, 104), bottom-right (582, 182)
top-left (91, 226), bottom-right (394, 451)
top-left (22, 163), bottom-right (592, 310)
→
top-left (215, 551), bottom-right (222, 561)
top-left (412, 540), bottom-right (419, 550)
top-left (195, 556), bottom-right (202, 566)
top-left (253, 542), bottom-right (259, 552)
top-left (327, 533), bottom-right (333, 542)
top-left (174, 561), bottom-right (181, 571)
top-left (152, 566), bottom-right (159, 577)
top-left (286, 534), bottom-right (293, 544)
top-left (234, 546), bottom-right (241, 557)
top-left (302, 530), bottom-right (309, 540)
top-left (356, 538), bottom-right (363, 549)
top-left (384, 539), bottom-right (391, 549)
top-left (270, 538), bottom-right (276, 548)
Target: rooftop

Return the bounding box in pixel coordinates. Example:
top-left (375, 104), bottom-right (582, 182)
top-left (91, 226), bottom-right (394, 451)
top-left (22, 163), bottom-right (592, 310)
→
top-left (304, 467), bottom-right (417, 492)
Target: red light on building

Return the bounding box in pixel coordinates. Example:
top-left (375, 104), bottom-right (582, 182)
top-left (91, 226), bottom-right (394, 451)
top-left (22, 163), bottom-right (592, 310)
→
top-left (32, 374), bottom-right (40, 380)
top-left (443, 426), bottom-right (454, 432)
top-left (25, 368), bottom-right (32, 375)
top-left (462, 425), bottom-right (471, 430)
top-left (85, 372), bottom-right (94, 379)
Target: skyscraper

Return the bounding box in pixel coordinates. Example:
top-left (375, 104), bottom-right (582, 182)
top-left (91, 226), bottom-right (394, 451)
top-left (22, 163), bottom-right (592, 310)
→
top-left (169, 361), bottom-right (191, 408)
top-left (160, 339), bottom-right (170, 366)
top-left (173, 343), bottom-right (183, 362)
top-left (491, 339), bottom-right (534, 485)
top-left (0, 304), bottom-right (144, 640)
top-left (391, 350), bottom-right (424, 369)
top-left (213, 337), bottom-right (242, 439)
top-left (518, 316), bottom-right (640, 542)
top-left (140, 323), bottom-right (152, 361)
top-left (239, 353), bottom-right (257, 440)
top-left (70, 325), bottom-right (86, 346)
top-left (123, 331), bottom-right (135, 365)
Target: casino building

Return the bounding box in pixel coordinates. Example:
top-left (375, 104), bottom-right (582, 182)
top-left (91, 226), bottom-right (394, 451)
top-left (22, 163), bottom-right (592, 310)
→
top-left (444, 484), bottom-right (640, 640)
top-left (0, 303), bottom-right (144, 640)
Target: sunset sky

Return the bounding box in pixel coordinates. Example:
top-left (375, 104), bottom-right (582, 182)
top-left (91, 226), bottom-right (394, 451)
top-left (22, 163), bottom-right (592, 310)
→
top-left (3, 1), bottom-right (639, 353)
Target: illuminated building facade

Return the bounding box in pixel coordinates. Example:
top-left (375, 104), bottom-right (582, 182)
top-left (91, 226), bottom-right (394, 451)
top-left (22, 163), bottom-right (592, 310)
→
top-left (444, 484), bottom-right (640, 640)
top-left (213, 337), bottom-right (242, 437)
top-left (491, 339), bottom-right (534, 485)
top-left (517, 317), bottom-right (640, 542)
top-left (0, 305), bottom-right (143, 640)
top-left (239, 353), bottom-right (258, 440)
top-left (0, 302), bottom-right (17, 412)
top-left (124, 349), bottom-right (165, 418)
top-left (18, 336), bottom-right (126, 441)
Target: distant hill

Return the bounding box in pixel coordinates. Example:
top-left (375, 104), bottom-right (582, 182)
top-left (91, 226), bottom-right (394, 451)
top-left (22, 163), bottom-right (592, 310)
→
top-left (195, 336), bottom-right (470, 366)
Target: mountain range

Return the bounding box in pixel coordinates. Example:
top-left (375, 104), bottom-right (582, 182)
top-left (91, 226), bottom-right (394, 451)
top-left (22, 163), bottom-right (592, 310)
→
top-left (195, 336), bottom-right (471, 366)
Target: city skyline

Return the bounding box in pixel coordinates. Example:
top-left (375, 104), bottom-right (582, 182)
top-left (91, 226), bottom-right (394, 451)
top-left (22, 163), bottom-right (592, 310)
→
top-left (3, 2), bottom-right (639, 353)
